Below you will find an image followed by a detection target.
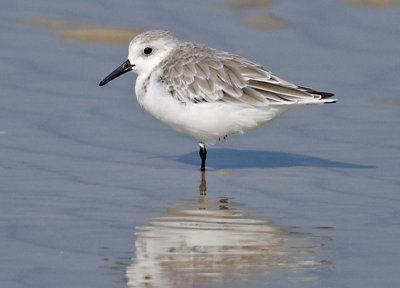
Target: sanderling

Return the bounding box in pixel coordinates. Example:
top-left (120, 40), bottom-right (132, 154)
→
top-left (99, 30), bottom-right (336, 171)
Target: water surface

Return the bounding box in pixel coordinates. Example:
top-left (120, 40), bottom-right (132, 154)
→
top-left (1, 1), bottom-right (399, 287)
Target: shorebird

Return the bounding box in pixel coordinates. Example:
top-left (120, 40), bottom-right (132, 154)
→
top-left (99, 30), bottom-right (335, 170)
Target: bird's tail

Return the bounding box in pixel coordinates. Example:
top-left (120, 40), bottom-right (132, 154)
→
top-left (299, 86), bottom-right (336, 103)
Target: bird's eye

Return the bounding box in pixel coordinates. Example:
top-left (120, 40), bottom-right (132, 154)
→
top-left (143, 47), bottom-right (152, 55)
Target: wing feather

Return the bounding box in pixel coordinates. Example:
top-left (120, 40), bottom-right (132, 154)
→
top-left (197, 77), bottom-right (212, 93)
top-left (196, 62), bottom-right (210, 79)
top-left (160, 42), bottom-right (334, 105)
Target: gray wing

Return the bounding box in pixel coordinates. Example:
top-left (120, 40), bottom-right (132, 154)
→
top-left (161, 43), bottom-right (334, 106)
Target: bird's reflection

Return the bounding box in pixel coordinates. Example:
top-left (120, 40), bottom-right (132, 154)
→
top-left (126, 171), bottom-right (329, 287)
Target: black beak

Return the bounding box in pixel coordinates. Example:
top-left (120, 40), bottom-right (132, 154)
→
top-left (99, 59), bottom-right (133, 86)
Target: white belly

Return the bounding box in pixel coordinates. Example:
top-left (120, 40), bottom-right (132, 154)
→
top-left (135, 74), bottom-right (287, 145)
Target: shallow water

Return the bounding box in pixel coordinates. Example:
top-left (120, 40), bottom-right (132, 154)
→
top-left (1, 1), bottom-right (400, 287)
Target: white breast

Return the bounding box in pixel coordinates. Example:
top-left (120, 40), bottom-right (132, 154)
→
top-left (135, 70), bottom-right (287, 145)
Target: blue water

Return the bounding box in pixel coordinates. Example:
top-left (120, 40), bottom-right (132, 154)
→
top-left (1, 1), bottom-right (399, 287)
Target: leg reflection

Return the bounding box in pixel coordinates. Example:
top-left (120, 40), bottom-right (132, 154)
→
top-left (199, 170), bottom-right (206, 196)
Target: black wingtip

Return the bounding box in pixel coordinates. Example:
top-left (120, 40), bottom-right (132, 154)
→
top-left (318, 91), bottom-right (335, 99)
top-left (299, 86), bottom-right (335, 99)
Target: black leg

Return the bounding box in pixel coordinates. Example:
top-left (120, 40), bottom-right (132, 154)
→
top-left (199, 170), bottom-right (206, 196)
top-left (199, 143), bottom-right (207, 171)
